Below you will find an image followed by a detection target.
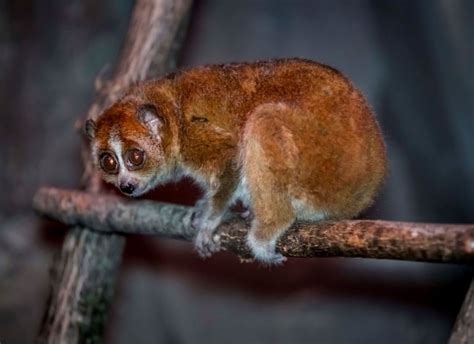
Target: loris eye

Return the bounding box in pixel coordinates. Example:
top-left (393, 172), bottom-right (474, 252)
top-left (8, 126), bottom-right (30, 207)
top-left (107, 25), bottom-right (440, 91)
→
top-left (126, 148), bottom-right (145, 169)
top-left (99, 153), bottom-right (119, 174)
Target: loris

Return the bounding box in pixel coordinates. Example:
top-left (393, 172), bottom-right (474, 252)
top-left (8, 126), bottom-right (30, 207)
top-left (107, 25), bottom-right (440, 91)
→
top-left (85, 58), bottom-right (386, 264)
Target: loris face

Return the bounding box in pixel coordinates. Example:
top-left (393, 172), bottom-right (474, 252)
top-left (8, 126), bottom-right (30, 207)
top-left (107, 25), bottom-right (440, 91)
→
top-left (85, 99), bottom-right (174, 197)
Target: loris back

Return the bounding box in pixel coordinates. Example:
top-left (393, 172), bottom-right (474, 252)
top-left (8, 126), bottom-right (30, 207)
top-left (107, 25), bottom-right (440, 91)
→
top-left (87, 58), bottom-right (387, 264)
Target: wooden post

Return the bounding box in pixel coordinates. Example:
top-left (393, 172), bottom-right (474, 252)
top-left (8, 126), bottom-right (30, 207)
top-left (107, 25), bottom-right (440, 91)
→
top-left (449, 279), bottom-right (474, 344)
top-left (37, 1), bottom-right (193, 343)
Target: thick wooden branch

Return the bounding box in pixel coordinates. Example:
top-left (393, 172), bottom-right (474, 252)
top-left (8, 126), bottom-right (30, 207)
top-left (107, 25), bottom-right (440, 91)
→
top-left (450, 279), bottom-right (474, 344)
top-left (37, 1), bottom-right (193, 343)
top-left (34, 187), bottom-right (474, 264)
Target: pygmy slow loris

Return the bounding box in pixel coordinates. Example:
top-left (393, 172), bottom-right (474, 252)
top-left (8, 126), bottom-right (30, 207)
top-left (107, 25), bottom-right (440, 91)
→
top-left (85, 58), bottom-right (387, 264)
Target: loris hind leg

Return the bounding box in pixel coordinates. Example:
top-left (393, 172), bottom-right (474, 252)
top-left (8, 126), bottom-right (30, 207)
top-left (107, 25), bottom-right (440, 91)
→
top-left (246, 188), bottom-right (295, 265)
top-left (242, 104), bottom-right (298, 265)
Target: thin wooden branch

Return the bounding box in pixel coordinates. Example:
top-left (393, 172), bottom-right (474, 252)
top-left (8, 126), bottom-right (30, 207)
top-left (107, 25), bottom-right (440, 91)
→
top-left (33, 187), bottom-right (474, 264)
top-left (449, 279), bottom-right (474, 344)
top-left (37, 1), bottom-right (193, 343)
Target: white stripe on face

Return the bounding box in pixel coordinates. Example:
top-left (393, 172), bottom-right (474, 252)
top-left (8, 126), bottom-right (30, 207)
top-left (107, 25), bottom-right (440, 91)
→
top-left (108, 135), bottom-right (125, 174)
top-left (108, 134), bottom-right (137, 188)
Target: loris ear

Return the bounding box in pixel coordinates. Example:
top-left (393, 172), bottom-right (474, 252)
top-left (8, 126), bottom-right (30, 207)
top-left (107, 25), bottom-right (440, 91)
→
top-left (84, 119), bottom-right (96, 140)
top-left (137, 104), bottom-right (164, 135)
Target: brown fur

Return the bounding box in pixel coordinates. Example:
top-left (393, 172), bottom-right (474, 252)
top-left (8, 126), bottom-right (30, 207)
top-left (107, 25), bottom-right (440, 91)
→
top-left (88, 58), bottom-right (387, 264)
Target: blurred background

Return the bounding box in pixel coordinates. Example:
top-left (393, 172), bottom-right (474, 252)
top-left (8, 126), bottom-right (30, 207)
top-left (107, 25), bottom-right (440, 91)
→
top-left (0, 0), bottom-right (473, 343)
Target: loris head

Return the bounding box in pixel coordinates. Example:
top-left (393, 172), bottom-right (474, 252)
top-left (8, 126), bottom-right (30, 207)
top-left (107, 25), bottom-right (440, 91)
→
top-left (85, 92), bottom-right (178, 197)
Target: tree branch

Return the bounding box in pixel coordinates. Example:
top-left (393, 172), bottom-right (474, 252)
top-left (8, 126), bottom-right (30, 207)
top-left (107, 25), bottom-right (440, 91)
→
top-left (33, 187), bottom-right (474, 264)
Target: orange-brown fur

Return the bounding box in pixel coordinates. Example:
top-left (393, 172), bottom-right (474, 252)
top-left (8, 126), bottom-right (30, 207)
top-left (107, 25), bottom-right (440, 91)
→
top-left (88, 58), bottom-right (387, 264)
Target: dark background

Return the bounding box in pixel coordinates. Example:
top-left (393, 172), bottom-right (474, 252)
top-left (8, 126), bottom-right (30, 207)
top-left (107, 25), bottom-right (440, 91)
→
top-left (0, 1), bottom-right (473, 343)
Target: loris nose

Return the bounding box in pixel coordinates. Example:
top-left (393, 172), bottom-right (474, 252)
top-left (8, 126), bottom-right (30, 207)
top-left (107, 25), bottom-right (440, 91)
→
top-left (120, 182), bottom-right (135, 195)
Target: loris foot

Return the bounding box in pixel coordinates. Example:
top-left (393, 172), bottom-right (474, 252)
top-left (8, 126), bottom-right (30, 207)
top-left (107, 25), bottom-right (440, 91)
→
top-left (191, 210), bottom-right (221, 258)
top-left (247, 233), bottom-right (287, 266)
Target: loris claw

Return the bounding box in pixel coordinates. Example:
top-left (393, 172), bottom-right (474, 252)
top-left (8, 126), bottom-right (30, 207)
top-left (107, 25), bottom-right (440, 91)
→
top-left (85, 58), bottom-right (387, 265)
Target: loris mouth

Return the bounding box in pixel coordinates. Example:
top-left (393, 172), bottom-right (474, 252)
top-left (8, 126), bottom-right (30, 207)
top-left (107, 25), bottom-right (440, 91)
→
top-left (118, 183), bottom-right (142, 197)
top-left (121, 183), bottom-right (154, 198)
top-left (119, 171), bottom-right (167, 197)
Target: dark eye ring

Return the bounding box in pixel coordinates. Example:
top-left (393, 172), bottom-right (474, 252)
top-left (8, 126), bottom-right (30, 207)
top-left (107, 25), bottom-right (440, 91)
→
top-left (126, 148), bottom-right (145, 169)
top-left (99, 152), bottom-right (119, 174)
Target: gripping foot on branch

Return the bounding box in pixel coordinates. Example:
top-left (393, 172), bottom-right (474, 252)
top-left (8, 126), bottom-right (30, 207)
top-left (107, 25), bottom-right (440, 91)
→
top-left (191, 208), bottom-right (222, 258)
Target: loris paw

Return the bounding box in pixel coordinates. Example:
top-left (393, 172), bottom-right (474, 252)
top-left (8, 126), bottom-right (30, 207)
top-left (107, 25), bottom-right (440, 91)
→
top-left (191, 210), bottom-right (221, 258)
top-left (194, 230), bottom-right (221, 258)
top-left (247, 233), bottom-right (287, 266)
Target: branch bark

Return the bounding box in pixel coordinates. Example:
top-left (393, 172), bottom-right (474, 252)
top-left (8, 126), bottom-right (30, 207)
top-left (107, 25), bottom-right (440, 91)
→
top-left (37, 1), bottom-right (193, 343)
top-left (34, 187), bottom-right (474, 264)
top-left (450, 279), bottom-right (474, 344)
